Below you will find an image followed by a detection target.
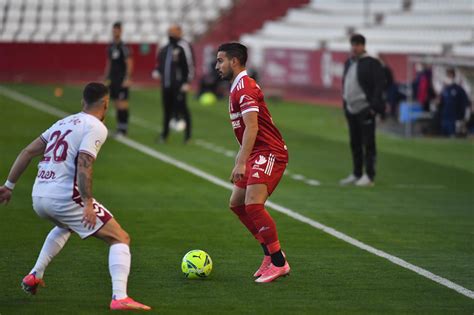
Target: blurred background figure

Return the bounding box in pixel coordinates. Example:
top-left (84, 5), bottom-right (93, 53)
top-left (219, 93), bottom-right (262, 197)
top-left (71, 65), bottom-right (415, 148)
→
top-left (198, 52), bottom-right (223, 100)
top-left (380, 57), bottom-right (401, 119)
top-left (412, 63), bottom-right (436, 112)
top-left (153, 24), bottom-right (193, 143)
top-left (103, 22), bottom-right (133, 137)
top-left (339, 34), bottom-right (385, 187)
top-left (438, 68), bottom-right (471, 137)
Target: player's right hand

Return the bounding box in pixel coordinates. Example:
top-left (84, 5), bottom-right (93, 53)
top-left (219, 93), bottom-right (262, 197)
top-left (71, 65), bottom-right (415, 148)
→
top-left (0, 186), bottom-right (12, 205)
top-left (151, 70), bottom-right (160, 80)
top-left (81, 202), bottom-right (97, 230)
top-left (230, 163), bottom-right (246, 184)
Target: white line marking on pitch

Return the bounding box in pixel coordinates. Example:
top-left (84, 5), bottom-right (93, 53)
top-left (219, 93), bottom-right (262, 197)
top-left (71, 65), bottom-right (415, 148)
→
top-left (1, 85), bottom-right (471, 300)
top-left (194, 139), bottom-right (321, 186)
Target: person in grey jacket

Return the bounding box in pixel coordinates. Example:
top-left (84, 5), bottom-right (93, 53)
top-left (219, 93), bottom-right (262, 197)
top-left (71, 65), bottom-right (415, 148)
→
top-left (339, 34), bottom-right (385, 187)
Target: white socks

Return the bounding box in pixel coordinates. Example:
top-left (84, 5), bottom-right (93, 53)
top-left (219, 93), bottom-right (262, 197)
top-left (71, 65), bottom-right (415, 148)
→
top-left (30, 230), bottom-right (131, 300)
top-left (109, 243), bottom-right (131, 300)
top-left (31, 226), bottom-right (71, 279)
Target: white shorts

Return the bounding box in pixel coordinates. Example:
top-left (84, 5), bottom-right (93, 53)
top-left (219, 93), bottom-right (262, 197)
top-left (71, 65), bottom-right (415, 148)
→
top-left (32, 196), bottom-right (113, 239)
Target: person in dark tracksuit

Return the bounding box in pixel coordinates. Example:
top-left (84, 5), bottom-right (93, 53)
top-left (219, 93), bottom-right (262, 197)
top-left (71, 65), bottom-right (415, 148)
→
top-left (439, 68), bottom-right (471, 137)
top-left (339, 34), bottom-right (385, 187)
top-left (154, 24), bottom-right (192, 143)
top-left (103, 22), bottom-right (133, 136)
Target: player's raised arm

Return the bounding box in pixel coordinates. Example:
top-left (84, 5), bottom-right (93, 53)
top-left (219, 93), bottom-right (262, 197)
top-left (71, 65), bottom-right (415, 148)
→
top-left (0, 137), bottom-right (46, 204)
top-left (77, 152), bottom-right (96, 229)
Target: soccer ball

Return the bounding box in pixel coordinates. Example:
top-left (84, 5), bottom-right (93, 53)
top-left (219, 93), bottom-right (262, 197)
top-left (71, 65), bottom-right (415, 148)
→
top-left (199, 92), bottom-right (217, 107)
top-left (181, 249), bottom-right (212, 279)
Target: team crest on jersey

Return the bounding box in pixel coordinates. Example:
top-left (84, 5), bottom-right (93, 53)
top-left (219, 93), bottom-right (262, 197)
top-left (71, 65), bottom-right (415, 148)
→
top-left (95, 140), bottom-right (102, 149)
top-left (254, 155), bottom-right (267, 165)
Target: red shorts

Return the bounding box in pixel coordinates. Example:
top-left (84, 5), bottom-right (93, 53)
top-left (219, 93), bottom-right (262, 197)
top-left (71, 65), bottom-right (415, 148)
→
top-left (235, 152), bottom-right (287, 195)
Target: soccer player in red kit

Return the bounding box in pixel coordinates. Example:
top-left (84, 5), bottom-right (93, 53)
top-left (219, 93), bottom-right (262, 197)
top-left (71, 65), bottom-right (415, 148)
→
top-left (216, 43), bottom-right (290, 283)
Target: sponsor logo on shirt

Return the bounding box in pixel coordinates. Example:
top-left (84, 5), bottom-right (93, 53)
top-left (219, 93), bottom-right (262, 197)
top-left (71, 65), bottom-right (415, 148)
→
top-left (252, 165), bottom-right (265, 171)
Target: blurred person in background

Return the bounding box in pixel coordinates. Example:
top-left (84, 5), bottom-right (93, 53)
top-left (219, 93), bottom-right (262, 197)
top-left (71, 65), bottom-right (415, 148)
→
top-left (339, 34), bottom-right (385, 187)
top-left (153, 24), bottom-right (193, 143)
top-left (438, 68), bottom-right (471, 137)
top-left (380, 57), bottom-right (400, 119)
top-left (413, 63), bottom-right (436, 112)
top-left (103, 22), bottom-right (133, 137)
top-left (198, 56), bottom-right (224, 99)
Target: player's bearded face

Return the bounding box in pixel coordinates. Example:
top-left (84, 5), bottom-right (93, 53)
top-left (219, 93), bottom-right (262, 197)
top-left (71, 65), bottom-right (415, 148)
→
top-left (215, 52), bottom-right (233, 81)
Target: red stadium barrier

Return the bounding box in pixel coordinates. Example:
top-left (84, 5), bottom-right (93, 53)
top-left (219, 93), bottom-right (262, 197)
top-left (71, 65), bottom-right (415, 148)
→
top-left (0, 42), bottom-right (413, 105)
top-left (261, 48), bottom-right (411, 106)
top-left (0, 43), bottom-right (158, 84)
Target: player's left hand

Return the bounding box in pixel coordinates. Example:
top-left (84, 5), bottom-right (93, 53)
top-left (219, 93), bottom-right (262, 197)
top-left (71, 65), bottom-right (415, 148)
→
top-left (180, 83), bottom-right (191, 92)
top-left (230, 163), bottom-right (246, 184)
top-left (0, 186), bottom-right (12, 205)
top-left (122, 79), bottom-right (132, 88)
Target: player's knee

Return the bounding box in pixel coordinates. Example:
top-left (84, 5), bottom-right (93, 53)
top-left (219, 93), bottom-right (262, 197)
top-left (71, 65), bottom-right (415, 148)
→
top-left (118, 229), bottom-right (130, 245)
top-left (109, 228), bottom-right (130, 245)
top-left (245, 195), bottom-right (262, 205)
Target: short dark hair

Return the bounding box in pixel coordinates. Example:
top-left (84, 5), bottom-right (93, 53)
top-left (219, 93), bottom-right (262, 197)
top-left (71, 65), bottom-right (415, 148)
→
top-left (350, 34), bottom-right (366, 45)
top-left (83, 83), bottom-right (109, 107)
top-left (113, 21), bottom-right (122, 29)
top-left (217, 42), bottom-right (248, 66)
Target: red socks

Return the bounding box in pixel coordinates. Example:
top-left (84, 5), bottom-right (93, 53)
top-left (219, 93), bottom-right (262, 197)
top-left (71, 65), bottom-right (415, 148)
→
top-left (246, 204), bottom-right (281, 254)
top-left (230, 205), bottom-right (264, 243)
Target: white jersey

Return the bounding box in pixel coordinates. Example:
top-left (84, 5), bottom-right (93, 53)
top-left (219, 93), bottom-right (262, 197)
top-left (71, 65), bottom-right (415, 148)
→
top-left (32, 112), bottom-right (108, 200)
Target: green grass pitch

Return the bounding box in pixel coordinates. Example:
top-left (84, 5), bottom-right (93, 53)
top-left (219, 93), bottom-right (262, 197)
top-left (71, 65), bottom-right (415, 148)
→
top-left (0, 83), bottom-right (473, 314)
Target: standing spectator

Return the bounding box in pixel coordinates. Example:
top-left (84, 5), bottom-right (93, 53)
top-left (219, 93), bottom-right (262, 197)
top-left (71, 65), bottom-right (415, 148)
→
top-left (154, 24), bottom-right (193, 143)
top-left (439, 68), bottom-right (471, 137)
top-left (339, 34), bottom-right (385, 187)
top-left (413, 63), bottom-right (436, 112)
top-left (103, 22), bottom-right (133, 136)
top-left (380, 59), bottom-right (399, 119)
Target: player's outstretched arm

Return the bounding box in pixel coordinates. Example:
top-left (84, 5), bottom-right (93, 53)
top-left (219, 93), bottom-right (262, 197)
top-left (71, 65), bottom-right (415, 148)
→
top-left (0, 137), bottom-right (46, 205)
top-left (77, 152), bottom-right (97, 230)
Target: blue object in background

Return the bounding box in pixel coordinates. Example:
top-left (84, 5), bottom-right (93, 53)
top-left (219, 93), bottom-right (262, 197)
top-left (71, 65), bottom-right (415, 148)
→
top-left (399, 102), bottom-right (424, 123)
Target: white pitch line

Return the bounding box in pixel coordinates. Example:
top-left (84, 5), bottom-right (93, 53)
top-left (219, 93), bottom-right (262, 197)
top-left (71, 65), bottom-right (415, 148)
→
top-left (194, 139), bottom-right (322, 187)
top-left (1, 85), bottom-right (472, 300)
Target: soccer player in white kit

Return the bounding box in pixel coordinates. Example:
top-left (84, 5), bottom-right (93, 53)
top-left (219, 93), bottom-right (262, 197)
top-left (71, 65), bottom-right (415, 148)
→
top-left (0, 83), bottom-right (150, 311)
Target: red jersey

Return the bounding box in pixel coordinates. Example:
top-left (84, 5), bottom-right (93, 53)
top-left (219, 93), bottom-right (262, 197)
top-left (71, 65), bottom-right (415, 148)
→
top-left (229, 70), bottom-right (288, 162)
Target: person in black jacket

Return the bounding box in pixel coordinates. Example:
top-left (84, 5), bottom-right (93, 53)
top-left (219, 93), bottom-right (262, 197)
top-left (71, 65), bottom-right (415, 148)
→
top-left (339, 34), bottom-right (385, 187)
top-left (154, 24), bottom-right (192, 143)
